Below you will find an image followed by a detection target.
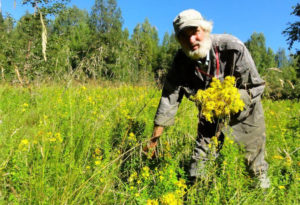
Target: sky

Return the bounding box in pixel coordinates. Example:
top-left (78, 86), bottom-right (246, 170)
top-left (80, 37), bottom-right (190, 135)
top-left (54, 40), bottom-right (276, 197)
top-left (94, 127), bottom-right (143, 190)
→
top-left (1, 0), bottom-right (299, 54)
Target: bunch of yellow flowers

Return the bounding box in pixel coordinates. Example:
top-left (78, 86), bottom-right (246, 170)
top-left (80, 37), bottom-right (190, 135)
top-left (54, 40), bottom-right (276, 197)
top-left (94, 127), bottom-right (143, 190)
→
top-left (191, 76), bottom-right (245, 122)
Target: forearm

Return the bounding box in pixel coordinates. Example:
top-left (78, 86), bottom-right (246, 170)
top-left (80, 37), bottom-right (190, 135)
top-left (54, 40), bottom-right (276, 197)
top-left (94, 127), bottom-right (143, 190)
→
top-left (150, 125), bottom-right (164, 142)
top-left (143, 125), bottom-right (164, 157)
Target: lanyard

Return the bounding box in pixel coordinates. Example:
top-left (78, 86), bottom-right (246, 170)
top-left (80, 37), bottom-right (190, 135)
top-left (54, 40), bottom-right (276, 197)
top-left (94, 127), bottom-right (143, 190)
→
top-left (195, 47), bottom-right (220, 79)
top-left (215, 46), bottom-right (220, 78)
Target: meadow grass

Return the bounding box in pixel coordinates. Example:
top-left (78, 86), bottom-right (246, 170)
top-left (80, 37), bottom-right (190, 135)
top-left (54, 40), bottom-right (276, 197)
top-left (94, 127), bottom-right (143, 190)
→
top-left (0, 83), bottom-right (299, 204)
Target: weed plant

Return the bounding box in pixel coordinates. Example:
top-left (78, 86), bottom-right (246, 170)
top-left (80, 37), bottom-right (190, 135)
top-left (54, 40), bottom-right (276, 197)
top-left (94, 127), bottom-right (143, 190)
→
top-left (0, 84), bottom-right (299, 204)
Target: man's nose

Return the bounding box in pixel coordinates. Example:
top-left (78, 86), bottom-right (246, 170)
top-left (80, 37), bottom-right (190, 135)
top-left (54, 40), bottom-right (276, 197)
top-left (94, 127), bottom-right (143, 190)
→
top-left (189, 34), bottom-right (197, 44)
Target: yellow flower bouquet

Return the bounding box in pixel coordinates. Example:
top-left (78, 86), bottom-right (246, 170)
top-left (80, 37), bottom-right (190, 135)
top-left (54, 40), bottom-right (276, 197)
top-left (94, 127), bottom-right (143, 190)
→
top-left (191, 76), bottom-right (245, 122)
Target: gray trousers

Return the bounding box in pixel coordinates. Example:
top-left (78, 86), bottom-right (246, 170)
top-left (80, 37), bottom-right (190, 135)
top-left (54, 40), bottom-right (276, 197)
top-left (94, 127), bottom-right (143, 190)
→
top-left (190, 101), bottom-right (269, 177)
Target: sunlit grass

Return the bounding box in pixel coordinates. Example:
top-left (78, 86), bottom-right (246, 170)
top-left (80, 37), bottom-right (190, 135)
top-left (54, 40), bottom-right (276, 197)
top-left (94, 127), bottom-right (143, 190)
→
top-left (0, 84), bottom-right (299, 204)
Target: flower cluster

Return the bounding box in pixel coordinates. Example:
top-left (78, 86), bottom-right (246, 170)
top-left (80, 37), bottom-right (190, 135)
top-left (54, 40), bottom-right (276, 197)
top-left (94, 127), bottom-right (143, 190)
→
top-left (191, 76), bottom-right (245, 122)
top-left (127, 163), bottom-right (187, 205)
top-left (160, 192), bottom-right (181, 205)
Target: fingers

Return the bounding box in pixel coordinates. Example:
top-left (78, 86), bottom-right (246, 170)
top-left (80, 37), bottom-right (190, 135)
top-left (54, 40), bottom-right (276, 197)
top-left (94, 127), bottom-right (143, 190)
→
top-left (142, 141), bottom-right (158, 159)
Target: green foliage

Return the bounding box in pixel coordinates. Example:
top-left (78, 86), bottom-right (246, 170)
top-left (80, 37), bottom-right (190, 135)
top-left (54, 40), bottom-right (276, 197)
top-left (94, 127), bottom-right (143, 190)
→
top-left (50, 6), bottom-right (91, 73)
top-left (245, 32), bottom-right (276, 74)
top-left (264, 54), bottom-right (300, 99)
top-left (282, 3), bottom-right (300, 51)
top-left (282, 3), bottom-right (300, 84)
top-left (88, 0), bottom-right (127, 79)
top-left (0, 84), bottom-right (299, 204)
top-left (21, 0), bottom-right (70, 15)
top-left (155, 32), bottom-right (180, 85)
top-left (131, 18), bottom-right (159, 80)
top-left (245, 32), bottom-right (299, 99)
top-left (0, 1), bottom-right (299, 99)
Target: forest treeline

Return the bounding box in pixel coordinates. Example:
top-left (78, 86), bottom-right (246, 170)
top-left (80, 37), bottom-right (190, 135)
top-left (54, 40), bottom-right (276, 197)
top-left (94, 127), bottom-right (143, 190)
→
top-left (0, 0), bottom-right (299, 99)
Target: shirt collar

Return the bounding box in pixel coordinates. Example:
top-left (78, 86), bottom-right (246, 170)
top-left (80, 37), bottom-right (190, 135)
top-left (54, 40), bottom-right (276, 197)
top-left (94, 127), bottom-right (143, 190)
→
top-left (196, 51), bottom-right (210, 66)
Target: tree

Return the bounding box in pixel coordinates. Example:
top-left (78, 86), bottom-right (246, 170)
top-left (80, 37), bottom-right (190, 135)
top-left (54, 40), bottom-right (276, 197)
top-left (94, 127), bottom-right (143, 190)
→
top-left (12, 12), bottom-right (45, 79)
top-left (245, 32), bottom-right (276, 74)
top-left (131, 18), bottom-right (159, 80)
top-left (282, 3), bottom-right (300, 78)
top-left (88, 0), bottom-right (124, 79)
top-left (21, 0), bottom-right (70, 15)
top-left (282, 3), bottom-right (300, 51)
top-left (0, 14), bottom-right (14, 80)
top-left (50, 6), bottom-right (91, 72)
top-left (155, 32), bottom-right (179, 85)
top-left (90, 0), bottom-right (122, 34)
top-left (275, 48), bottom-right (289, 68)
top-left (0, 13), bottom-right (9, 80)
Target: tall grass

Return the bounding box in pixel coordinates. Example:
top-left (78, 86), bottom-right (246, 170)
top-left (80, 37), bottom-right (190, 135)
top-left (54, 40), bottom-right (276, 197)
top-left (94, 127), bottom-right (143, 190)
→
top-left (0, 84), bottom-right (299, 204)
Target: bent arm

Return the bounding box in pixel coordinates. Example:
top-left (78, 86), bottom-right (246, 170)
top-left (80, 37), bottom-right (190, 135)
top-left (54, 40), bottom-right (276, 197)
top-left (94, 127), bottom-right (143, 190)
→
top-left (235, 45), bottom-right (265, 103)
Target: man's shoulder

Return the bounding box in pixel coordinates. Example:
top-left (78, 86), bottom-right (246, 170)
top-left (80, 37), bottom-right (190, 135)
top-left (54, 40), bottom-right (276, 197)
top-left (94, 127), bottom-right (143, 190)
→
top-left (174, 49), bottom-right (187, 60)
top-left (173, 49), bottom-right (192, 66)
top-left (211, 34), bottom-right (245, 51)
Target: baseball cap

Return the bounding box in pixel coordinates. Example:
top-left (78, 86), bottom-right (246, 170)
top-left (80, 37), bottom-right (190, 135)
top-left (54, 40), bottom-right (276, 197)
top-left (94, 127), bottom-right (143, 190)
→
top-left (173, 9), bottom-right (204, 36)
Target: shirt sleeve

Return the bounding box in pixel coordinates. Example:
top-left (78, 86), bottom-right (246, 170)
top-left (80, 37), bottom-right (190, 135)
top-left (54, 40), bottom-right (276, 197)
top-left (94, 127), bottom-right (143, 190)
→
top-left (234, 44), bottom-right (265, 104)
top-left (154, 64), bottom-right (184, 127)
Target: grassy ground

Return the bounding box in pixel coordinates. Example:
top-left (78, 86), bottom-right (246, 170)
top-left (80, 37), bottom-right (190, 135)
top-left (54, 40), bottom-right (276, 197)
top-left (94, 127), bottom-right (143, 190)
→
top-left (0, 83), bottom-right (299, 204)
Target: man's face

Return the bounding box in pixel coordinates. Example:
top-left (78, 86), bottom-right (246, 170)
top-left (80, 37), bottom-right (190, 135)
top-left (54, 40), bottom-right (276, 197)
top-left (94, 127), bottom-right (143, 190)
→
top-left (177, 27), bottom-right (212, 60)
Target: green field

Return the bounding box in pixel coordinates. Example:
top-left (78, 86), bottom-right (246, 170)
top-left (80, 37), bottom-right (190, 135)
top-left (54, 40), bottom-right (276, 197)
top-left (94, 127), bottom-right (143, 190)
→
top-left (0, 84), bottom-right (299, 204)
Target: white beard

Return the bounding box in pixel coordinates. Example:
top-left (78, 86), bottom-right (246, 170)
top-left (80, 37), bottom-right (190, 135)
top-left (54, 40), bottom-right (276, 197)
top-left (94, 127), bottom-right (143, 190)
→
top-left (182, 35), bottom-right (212, 60)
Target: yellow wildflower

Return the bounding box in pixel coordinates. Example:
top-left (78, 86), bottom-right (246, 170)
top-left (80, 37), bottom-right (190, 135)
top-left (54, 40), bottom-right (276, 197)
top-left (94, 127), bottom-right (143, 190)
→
top-left (192, 76), bottom-right (244, 122)
top-left (175, 178), bottom-right (187, 189)
top-left (128, 171), bottom-right (137, 182)
top-left (55, 133), bottom-right (63, 142)
top-left (49, 138), bottom-right (56, 142)
top-left (286, 157), bottom-right (292, 166)
top-left (95, 148), bottom-right (101, 155)
top-left (142, 166), bottom-right (150, 178)
top-left (278, 185), bottom-right (285, 189)
top-left (147, 199), bottom-right (159, 205)
top-left (161, 192), bottom-right (181, 205)
top-left (20, 139), bottom-right (29, 145)
top-left (211, 136), bottom-right (218, 147)
top-left (18, 139), bottom-right (29, 151)
top-left (273, 155), bottom-right (284, 160)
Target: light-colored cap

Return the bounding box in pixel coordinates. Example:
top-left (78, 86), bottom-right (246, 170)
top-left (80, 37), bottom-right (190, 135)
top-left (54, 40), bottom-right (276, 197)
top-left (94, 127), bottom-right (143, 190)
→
top-left (173, 9), bottom-right (204, 36)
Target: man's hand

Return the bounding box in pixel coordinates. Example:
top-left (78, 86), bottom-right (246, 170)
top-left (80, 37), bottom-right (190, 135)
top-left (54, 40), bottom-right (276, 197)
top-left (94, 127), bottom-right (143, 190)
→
top-left (143, 126), bottom-right (164, 159)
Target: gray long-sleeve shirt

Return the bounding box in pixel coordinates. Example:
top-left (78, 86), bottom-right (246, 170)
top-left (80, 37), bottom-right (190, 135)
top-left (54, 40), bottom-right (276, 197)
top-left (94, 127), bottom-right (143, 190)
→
top-left (154, 34), bottom-right (265, 127)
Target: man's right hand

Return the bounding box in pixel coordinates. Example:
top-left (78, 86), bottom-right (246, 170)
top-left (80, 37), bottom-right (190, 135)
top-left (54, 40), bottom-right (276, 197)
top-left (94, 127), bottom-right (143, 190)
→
top-left (142, 126), bottom-right (164, 159)
top-left (142, 139), bottom-right (159, 159)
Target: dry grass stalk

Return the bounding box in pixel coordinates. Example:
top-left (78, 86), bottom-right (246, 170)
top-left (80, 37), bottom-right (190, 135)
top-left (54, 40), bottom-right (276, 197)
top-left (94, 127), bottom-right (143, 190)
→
top-left (14, 65), bottom-right (23, 85)
top-left (279, 79), bottom-right (284, 87)
top-left (40, 11), bottom-right (47, 61)
top-left (1, 66), bottom-right (4, 80)
top-left (287, 80), bottom-right (295, 89)
top-left (268, 67), bottom-right (282, 72)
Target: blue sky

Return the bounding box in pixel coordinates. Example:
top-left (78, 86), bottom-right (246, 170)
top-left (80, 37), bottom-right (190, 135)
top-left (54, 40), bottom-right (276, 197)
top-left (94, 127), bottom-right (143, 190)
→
top-left (1, 0), bottom-right (299, 54)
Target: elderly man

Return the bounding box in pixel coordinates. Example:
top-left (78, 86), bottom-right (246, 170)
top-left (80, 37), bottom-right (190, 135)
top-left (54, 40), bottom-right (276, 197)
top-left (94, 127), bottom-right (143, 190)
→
top-left (144, 9), bottom-right (270, 188)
